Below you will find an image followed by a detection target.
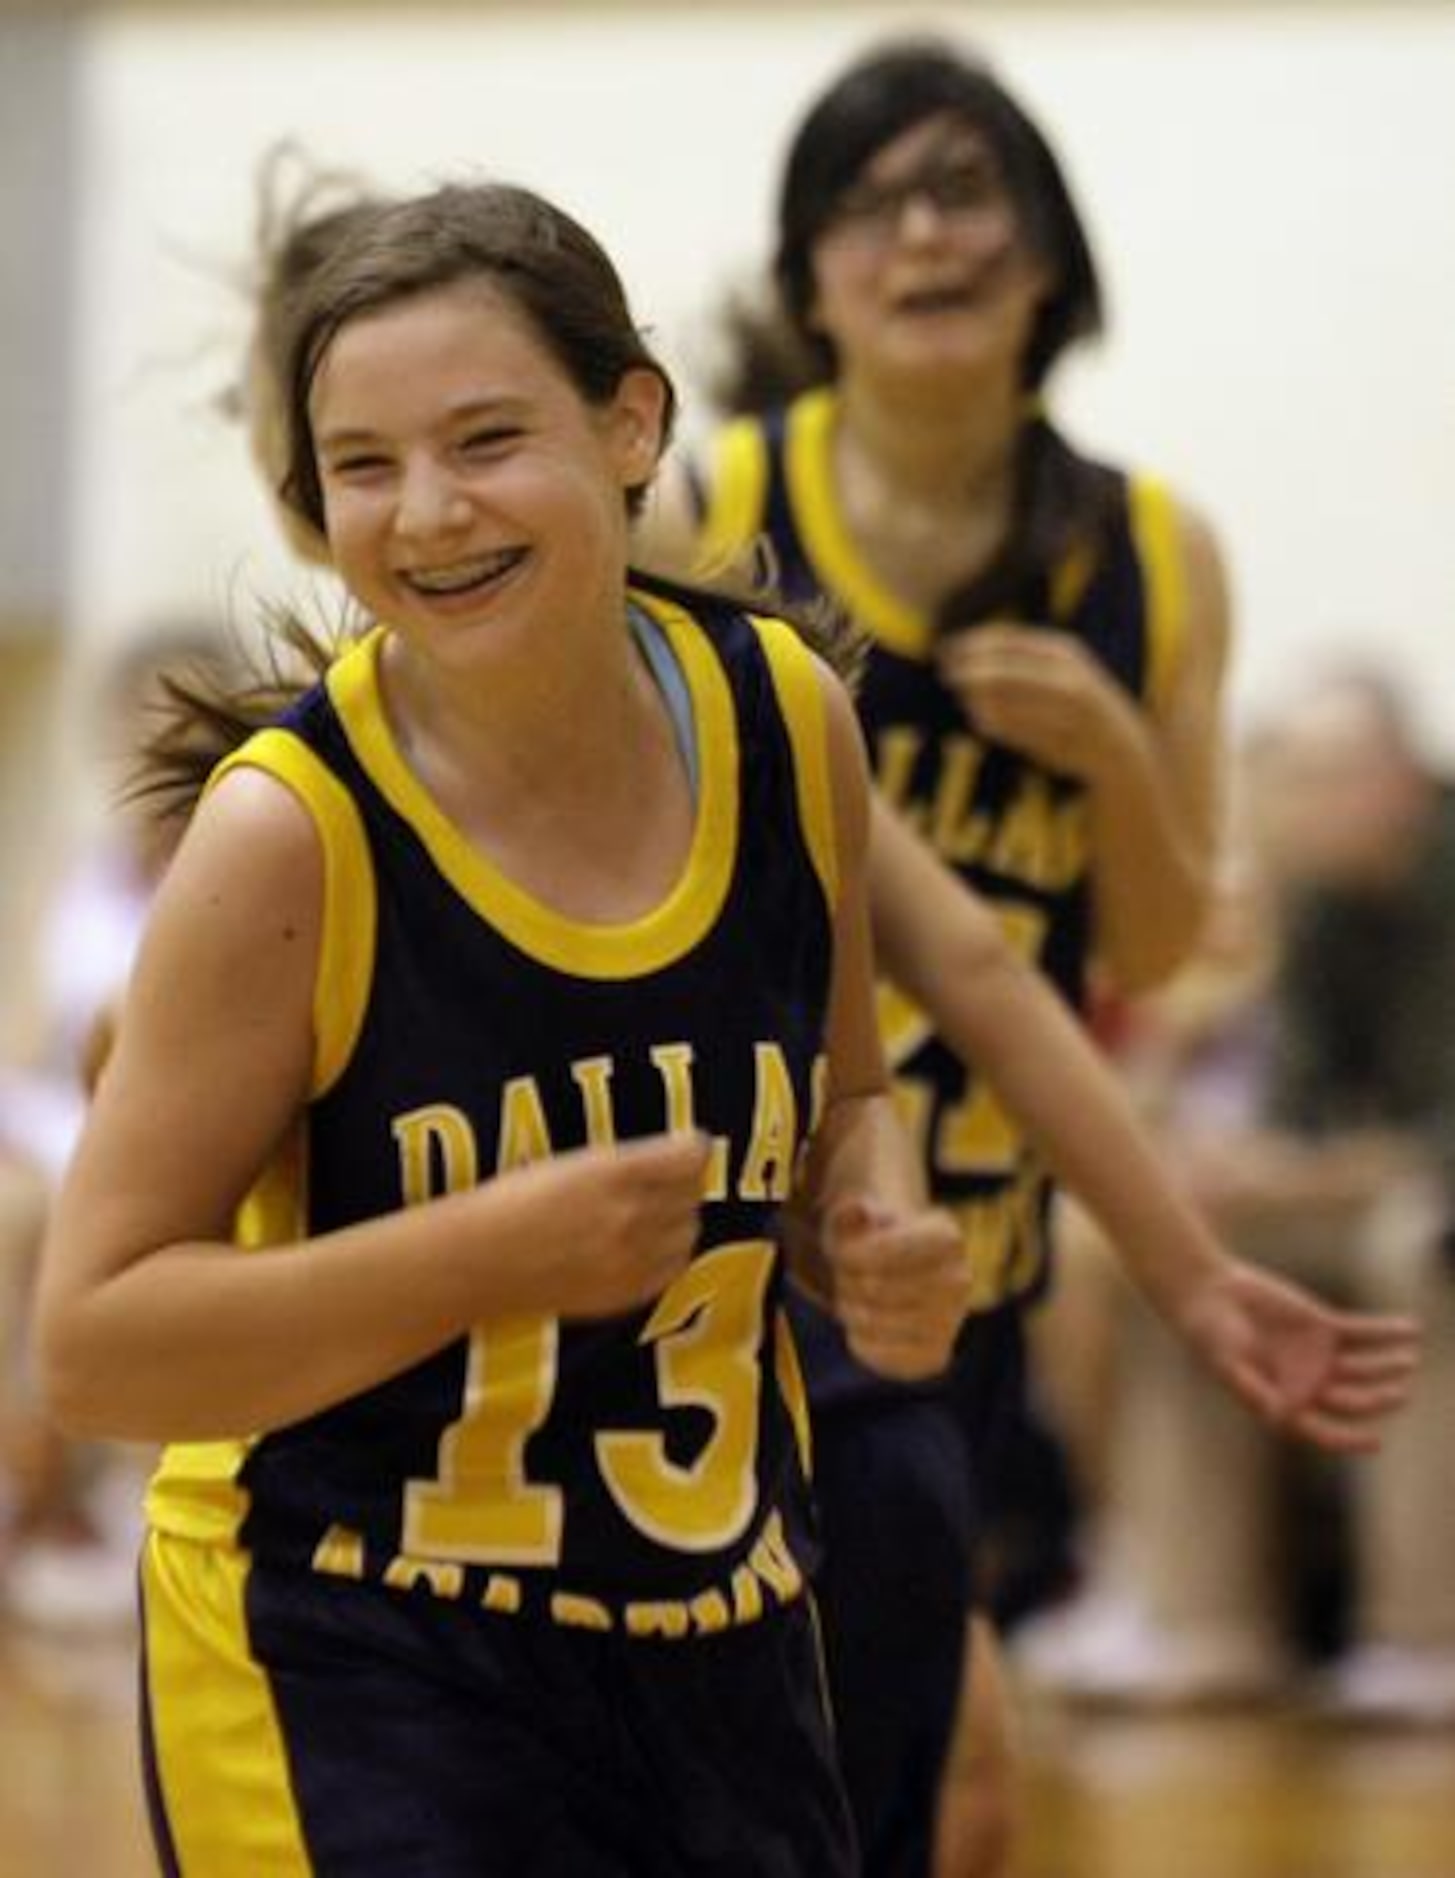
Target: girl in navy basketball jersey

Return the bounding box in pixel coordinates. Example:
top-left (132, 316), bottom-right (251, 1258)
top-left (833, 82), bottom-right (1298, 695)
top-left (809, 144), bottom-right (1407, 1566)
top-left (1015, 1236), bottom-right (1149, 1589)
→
top-left (33, 181), bottom-right (975, 1876)
top-left (642, 36), bottom-right (1417, 1878)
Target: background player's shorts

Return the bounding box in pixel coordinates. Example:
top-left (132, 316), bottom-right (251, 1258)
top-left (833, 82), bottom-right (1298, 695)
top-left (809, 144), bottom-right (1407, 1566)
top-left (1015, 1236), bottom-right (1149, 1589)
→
top-left (139, 1531), bottom-right (856, 1877)
top-left (810, 1299), bottom-right (1027, 1877)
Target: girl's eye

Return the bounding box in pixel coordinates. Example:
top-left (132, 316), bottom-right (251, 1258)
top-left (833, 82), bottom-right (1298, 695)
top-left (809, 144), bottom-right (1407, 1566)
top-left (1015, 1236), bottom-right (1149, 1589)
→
top-left (461, 426), bottom-right (523, 456)
top-left (327, 452), bottom-right (392, 480)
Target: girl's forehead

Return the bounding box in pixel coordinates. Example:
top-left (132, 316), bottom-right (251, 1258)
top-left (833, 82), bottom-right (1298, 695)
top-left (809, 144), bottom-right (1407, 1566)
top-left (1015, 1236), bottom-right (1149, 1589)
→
top-left (317, 280), bottom-right (542, 380)
top-left (308, 282), bottom-right (557, 429)
top-left (858, 111), bottom-right (992, 181)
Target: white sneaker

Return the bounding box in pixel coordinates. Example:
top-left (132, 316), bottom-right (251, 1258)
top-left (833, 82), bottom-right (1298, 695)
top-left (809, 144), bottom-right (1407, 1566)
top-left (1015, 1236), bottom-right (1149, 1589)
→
top-left (1313, 1645), bottom-right (1455, 1727)
top-left (1012, 1587), bottom-right (1150, 1691)
top-left (2, 1532), bottom-right (138, 1635)
top-left (1013, 1591), bottom-right (1286, 1708)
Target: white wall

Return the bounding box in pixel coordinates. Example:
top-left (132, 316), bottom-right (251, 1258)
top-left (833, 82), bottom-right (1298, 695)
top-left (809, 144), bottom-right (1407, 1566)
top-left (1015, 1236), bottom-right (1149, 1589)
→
top-left (66, 3), bottom-right (1455, 749)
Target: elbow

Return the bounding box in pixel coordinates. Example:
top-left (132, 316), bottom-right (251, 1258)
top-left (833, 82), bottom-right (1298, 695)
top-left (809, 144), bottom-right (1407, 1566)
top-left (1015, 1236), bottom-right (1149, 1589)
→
top-left (1105, 930), bottom-right (1198, 997)
top-left (31, 1292), bottom-right (129, 1442)
top-left (1102, 878), bottom-right (1214, 996)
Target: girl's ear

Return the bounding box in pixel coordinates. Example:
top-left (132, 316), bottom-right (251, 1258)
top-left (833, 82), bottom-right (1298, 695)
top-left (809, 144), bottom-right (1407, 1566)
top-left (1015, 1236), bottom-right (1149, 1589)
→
top-left (608, 367), bottom-right (670, 484)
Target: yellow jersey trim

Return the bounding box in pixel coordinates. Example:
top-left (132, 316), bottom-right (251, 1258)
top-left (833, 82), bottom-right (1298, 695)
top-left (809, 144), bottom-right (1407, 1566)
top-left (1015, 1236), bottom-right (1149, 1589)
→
top-left (141, 1535), bottom-right (313, 1874)
top-left (696, 417), bottom-right (770, 576)
top-left (208, 727), bottom-right (377, 1101)
top-left (787, 389), bottom-right (933, 661)
top-left (753, 617), bottom-right (840, 910)
top-left (775, 1307), bottom-right (814, 1480)
top-left (1127, 473), bottom-right (1188, 711)
top-left (328, 596), bottom-right (739, 980)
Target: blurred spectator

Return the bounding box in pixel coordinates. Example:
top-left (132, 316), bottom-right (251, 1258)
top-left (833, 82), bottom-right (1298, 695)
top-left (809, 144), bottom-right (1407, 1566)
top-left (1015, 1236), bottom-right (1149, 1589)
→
top-left (0, 623), bottom-right (226, 1631)
top-left (1019, 678), bottom-right (1455, 1723)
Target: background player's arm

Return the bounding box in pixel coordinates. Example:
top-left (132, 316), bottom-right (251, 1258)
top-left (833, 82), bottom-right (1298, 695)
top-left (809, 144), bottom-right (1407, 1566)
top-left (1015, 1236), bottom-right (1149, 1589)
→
top-left (869, 803), bottom-right (1420, 1450)
top-left (790, 667), bottom-right (970, 1380)
top-left (33, 769), bottom-right (705, 1443)
top-left (636, 448), bottom-right (761, 587)
top-left (937, 499), bottom-right (1231, 993)
top-left (1083, 499), bottom-right (1231, 988)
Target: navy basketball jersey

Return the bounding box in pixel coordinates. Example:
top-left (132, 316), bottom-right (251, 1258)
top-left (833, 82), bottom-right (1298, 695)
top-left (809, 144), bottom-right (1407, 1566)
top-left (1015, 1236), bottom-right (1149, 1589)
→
top-left (694, 388), bottom-right (1189, 1400)
top-left (146, 590), bottom-right (840, 1640)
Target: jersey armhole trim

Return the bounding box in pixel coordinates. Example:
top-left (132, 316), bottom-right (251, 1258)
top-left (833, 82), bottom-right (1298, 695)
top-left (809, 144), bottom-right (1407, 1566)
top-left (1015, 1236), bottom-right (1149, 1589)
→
top-left (207, 729), bottom-right (376, 1099)
top-left (752, 617), bottom-right (840, 911)
top-left (695, 419), bottom-right (770, 576)
top-left (1128, 473), bottom-right (1189, 711)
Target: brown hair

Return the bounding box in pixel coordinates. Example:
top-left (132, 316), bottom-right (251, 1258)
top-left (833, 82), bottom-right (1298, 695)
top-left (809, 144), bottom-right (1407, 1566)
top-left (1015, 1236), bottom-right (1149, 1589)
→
top-left (270, 180), bottom-right (679, 538)
top-left (139, 178), bottom-right (857, 824)
top-left (712, 37), bottom-right (1118, 634)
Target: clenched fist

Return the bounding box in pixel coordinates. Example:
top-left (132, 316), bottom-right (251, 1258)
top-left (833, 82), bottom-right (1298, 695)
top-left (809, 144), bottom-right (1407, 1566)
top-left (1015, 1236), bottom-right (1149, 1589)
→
top-left (493, 1131), bottom-right (711, 1320)
top-left (824, 1196), bottom-right (971, 1381)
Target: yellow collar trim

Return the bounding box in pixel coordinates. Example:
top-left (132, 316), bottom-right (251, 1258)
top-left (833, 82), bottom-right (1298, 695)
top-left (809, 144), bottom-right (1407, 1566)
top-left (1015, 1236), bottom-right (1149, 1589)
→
top-left (787, 388), bottom-right (933, 660)
top-left (326, 594), bottom-right (739, 979)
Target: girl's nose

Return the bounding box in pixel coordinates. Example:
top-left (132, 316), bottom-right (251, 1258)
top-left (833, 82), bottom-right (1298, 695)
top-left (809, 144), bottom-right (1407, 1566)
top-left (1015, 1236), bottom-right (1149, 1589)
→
top-left (395, 459), bottom-right (472, 538)
top-left (896, 189), bottom-right (953, 244)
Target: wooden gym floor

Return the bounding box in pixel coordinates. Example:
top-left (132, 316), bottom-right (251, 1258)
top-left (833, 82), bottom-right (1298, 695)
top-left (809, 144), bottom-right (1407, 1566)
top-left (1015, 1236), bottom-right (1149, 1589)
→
top-left (2, 1624), bottom-right (1453, 1876)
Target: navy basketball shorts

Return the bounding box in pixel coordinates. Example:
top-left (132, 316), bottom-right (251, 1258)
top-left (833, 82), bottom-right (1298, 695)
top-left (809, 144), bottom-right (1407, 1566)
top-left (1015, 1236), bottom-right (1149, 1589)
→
top-left (139, 1531), bottom-right (857, 1876)
top-left (809, 1299), bottom-right (1027, 1878)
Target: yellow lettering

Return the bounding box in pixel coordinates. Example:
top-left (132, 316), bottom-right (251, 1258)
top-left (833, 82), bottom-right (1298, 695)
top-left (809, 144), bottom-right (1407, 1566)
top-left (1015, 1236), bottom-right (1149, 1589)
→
top-left (311, 1524), bottom-right (365, 1581)
top-left (482, 1574), bottom-right (523, 1615)
top-left (874, 726), bottom-right (926, 826)
top-left (983, 776), bottom-right (1088, 892)
top-left (596, 1243), bottom-right (773, 1550)
top-left (650, 1042), bottom-right (730, 1199)
top-left (496, 1076), bottom-right (554, 1171)
top-left (739, 1043), bottom-right (798, 1202)
top-left (403, 1318), bottom-right (564, 1566)
top-left (571, 1056), bottom-right (617, 1147)
top-left (689, 1590), bottom-right (733, 1636)
top-left (392, 1104), bottom-right (479, 1204)
top-left (550, 1593), bottom-right (614, 1632)
top-left (730, 1564), bottom-right (766, 1625)
top-left (383, 1554), bottom-right (465, 1599)
top-left (929, 737), bottom-right (987, 858)
top-left (747, 1509), bottom-right (804, 1604)
top-left (624, 1600), bottom-right (693, 1640)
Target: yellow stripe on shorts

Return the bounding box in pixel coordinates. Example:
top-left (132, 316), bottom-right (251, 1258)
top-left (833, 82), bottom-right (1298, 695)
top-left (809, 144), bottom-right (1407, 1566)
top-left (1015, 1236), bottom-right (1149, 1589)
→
top-left (141, 1532), bottom-right (312, 1876)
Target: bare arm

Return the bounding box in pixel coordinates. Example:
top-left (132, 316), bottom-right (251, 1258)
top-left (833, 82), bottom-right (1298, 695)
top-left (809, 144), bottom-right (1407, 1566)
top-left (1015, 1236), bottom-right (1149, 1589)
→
top-left (34, 768), bottom-right (704, 1442)
top-left (869, 796), bottom-right (1225, 1317)
top-left (868, 803), bottom-right (1419, 1449)
top-left (792, 672), bottom-right (968, 1378)
top-left (1084, 502), bottom-right (1231, 988)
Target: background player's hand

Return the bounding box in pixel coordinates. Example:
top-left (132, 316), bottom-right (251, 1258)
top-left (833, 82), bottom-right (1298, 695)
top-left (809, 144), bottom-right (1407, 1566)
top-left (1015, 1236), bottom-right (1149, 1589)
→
top-left (495, 1131), bottom-right (710, 1319)
top-left (1171, 1257), bottom-right (1422, 1453)
top-left (936, 622), bottom-right (1140, 781)
top-left (825, 1196), bottom-right (971, 1381)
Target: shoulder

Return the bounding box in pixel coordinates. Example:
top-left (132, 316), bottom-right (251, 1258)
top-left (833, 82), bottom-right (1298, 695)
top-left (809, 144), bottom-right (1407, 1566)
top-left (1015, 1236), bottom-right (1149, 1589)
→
top-left (1119, 471), bottom-right (1232, 709)
top-left (107, 758), bottom-right (325, 1105)
top-left (1164, 489), bottom-right (1232, 671)
top-left (168, 758), bottom-right (328, 956)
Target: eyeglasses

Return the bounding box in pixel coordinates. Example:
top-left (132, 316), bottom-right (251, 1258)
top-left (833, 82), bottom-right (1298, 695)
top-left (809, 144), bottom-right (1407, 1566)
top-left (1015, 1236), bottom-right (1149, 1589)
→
top-left (824, 157), bottom-right (1008, 245)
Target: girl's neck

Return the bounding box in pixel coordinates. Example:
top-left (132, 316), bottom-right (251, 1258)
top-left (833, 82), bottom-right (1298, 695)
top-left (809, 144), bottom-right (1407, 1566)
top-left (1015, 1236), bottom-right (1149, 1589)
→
top-left (382, 597), bottom-right (658, 811)
top-left (834, 365), bottom-right (1025, 511)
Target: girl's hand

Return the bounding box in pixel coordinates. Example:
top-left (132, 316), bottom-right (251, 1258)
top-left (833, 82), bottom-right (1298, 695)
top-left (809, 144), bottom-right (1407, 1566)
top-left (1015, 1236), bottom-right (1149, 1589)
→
top-left (1172, 1258), bottom-right (1421, 1453)
top-left (825, 1196), bottom-right (971, 1381)
top-left (495, 1131), bottom-right (711, 1320)
top-left (937, 623), bottom-right (1138, 782)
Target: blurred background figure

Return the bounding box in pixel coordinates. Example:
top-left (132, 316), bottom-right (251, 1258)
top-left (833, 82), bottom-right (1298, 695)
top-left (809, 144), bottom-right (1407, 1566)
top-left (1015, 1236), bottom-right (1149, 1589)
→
top-left (0, 622), bottom-right (229, 1634)
top-left (1021, 672), bottom-right (1455, 1725)
top-left (646, 33), bottom-right (1234, 1877)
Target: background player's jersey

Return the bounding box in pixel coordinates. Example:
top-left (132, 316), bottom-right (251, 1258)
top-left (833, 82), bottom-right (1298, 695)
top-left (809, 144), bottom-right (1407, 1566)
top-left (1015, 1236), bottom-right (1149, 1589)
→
top-left (694, 389), bottom-right (1188, 1403)
top-left (147, 592), bottom-right (838, 1637)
